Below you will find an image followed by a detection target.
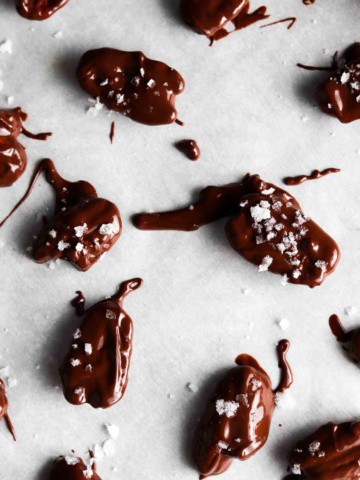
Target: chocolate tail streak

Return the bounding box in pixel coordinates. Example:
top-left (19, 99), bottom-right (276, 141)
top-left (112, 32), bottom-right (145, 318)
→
top-left (4, 413), bottom-right (16, 442)
top-left (112, 278), bottom-right (144, 307)
top-left (260, 17), bottom-right (296, 30)
top-left (275, 339), bottom-right (293, 394)
top-left (283, 168), bottom-right (340, 186)
top-left (297, 51), bottom-right (339, 72)
top-left (329, 314), bottom-right (351, 343)
top-left (21, 127), bottom-right (52, 141)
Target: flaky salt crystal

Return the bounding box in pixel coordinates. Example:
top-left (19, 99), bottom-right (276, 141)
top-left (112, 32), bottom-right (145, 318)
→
top-left (216, 399), bottom-right (239, 418)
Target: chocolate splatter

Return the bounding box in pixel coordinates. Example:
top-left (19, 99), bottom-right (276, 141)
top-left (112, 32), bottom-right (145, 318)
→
top-left (181, 0), bottom-right (269, 44)
top-left (109, 121), bottom-right (115, 144)
top-left (77, 48), bottom-right (185, 126)
top-left (133, 174), bottom-right (340, 287)
top-left (175, 139), bottom-right (200, 160)
top-left (283, 168), bottom-right (340, 186)
top-left (16, 0), bottom-right (70, 20)
top-left (194, 340), bottom-right (292, 478)
top-left (0, 158), bottom-right (122, 271)
top-left (0, 380), bottom-right (16, 441)
top-left (0, 107), bottom-right (51, 188)
top-left (298, 43), bottom-right (360, 123)
top-left (60, 278), bottom-right (143, 409)
top-left (287, 421), bottom-right (360, 479)
top-left (71, 291), bottom-right (86, 317)
top-left (49, 455), bottom-right (101, 480)
top-left (329, 314), bottom-right (360, 363)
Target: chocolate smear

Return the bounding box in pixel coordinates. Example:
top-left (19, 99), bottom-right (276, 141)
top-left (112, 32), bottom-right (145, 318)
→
top-left (0, 158), bottom-right (122, 271)
top-left (283, 168), bottom-right (340, 186)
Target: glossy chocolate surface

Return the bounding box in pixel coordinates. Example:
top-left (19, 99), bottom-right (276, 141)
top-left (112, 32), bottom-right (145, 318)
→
top-left (175, 139), bottom-right (201, 160)
top-left (133, 174), bottom-right (340, 287)
top-left (0, 158), bottom-right (121, 271)
top-left (0, 107), bottom-right (50, 188)
top-left (194, 340), bottom-right (292, 478)
top-left (16, 0), bottom-right (70, 20)
top-left (181, 0), bottom-right (269, 44)
top-left (284, 168), bottom-right (340, 186)
top-left (49, 455), bottom-right (101, 480)
top-left (0, 380), bottom-right (16, 441)
top-left (60, 278), bottom-right (143, 409)
top-left (329, 314), bottom-right (360, 363)
top-left (300, 42), bottom-right (360, 123)
top-left (77, 48), bottom-right (185, 126)
top-left (287, 421), bottom-right (360, 479)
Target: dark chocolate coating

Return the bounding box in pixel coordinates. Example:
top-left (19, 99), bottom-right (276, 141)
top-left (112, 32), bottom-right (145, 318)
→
top-left (0, 158), bottom-right (122, 271)
top-left (0, 107), bottom-right (50, 188)
top-left (49, 456), bottom-right (101, 480)
top-left (329, 314), bottom-right (360, 363)
top-left (0, 380), bottom-right (16, 441)
top-left (287, 421), bottom-right (360, 479)
top-left (180, 0), bottom-right (268, 43)
top-left (315, 43), bottom-right (360, 123)
top-left (60, 278), bottom-right (143, 409)
top-left (133, 174), bottom-right (340, 287)
top-left (16, 0), bottom-right (69, 20)
top-left (175, 140), bottom-right (201, 160)
top-left (77, 48), bottom-right (185, 126)
top-left (194, 340), bottom-right (293, 478)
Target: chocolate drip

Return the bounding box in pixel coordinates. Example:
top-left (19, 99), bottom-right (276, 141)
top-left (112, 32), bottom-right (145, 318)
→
top-left (133, 174), bottom-right (340, 287)
top-left (0, 107), bottom-right (51, 188)
top-left (77, 48), bottom-right (185, 126)
top-left (329, 314), bottom-right (360, 362)
top-left (109, 121), bottom-right (115, 144)
top-left (181, 0), bottom-right (269, 44)
top-left (260, 17), bottom-right (296, 30)
top-left (0, 380), bottom-right (16, 441)
top-left (284, 168), bottom-right (340, 186)
top-left (287, 421), bottom-right (360, 479)
top-left (49, 455), bottom-right (101, 480)
top-left (60, 278), bottom-right (143, 409)
top-left (193, 340), bottom-right (292, 478)
top-left (16, 0), bottom-right (70, 20)
top-left (0, 158), bottom-right (122, 271)
top-left (71, 291), bottom-right (86, 317)
top-left (303, 0), bottom-right (315, 4)
top-left (175, 139), bottom-right (201, 160)
top-left (298, 43), bottom-right (360, 123)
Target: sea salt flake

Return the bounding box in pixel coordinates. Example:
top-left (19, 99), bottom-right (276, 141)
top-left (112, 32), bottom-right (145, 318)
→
top-left (57, 240), bottom-right (70, 251)
top-left (250, 204), bottom-right (271, 223)
top-left (216, 399), bottom-right (239, 418)
top-left (217, 441), bottom-right (228, 449)
top-left (84, 343), bottom-right (92, 355)
top-left (345, 306), bottom-right (357, 317)
top-left (259, 255), bottom-right (273, 272)
top-left (99, 223), bottom-right (114, 236)
top-left (53, 30), bottom-right (63, 39)
top-left (341, 71), bottom-right (350, 84)
top-left (70, 358), bottom-right (81, 367)
top-left (277, 318), bottom-right (290, 331)
top-left (309, 441), bottom-right (320, 455)
top-left (103, 439), bottom-right (116, 457)
top-left (147, 79), bottom-right (156, 88)
top-left (74, 224), bottom-right (87, 237)
top-left (262, 187), bottom-right (275, 195)
top-left (291, 464), bottom-right (301, 475)
top-left (64, 455), bottom-right (79, 465)
top-left (315, 260), bottom-right (327, 272)
top-left (105, 423), bottom-right (119, 439)
top-left (49, 229), bottom-right (57, 238)
top-left (186, 382), bottom-right (198, 393)
top-left (73, 329), bottom-right (82, 339)
top-left (0, 40), bottom-right (12, 54)
top-left (106, 309), bottom-right (117, 320)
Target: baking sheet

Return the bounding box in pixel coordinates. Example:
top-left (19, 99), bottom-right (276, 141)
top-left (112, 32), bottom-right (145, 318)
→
top-left (1, 0), bottom-right (360, 478)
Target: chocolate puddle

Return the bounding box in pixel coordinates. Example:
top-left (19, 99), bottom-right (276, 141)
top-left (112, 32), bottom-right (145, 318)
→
top-left (287, 421), bottom-right (360, 479)
top-left (0, 380), bottom-right (16, 441)
top-left (181, 0), bottom-right (269, 44)
top-left (329, 314), bottom-right (360, 363)
top-left (0, 158), bottom-right (122, 271)
top-left (0, 107), bottom-right (51, 188)
top-left (298, 43), bottom-right (360, 123)
top-left (49, 455), bottom-right (101, 480)
top-left (133, 174), bottom-right (340, 287)
top-left (175, 139), bottom-right (200, 160)
top-left (60, 278), bottom-right (143, 409)
top-left (193, 340), bottom-right (292, 478)
top-left (284, 168), bottom-right (340, 186)
top-left (77, 48), bottom-right (185, 126)
top-left (16, 0), bottom-right (70, 20)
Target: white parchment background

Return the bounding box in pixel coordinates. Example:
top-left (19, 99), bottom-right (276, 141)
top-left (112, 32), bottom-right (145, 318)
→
top-left (0, 0), bottom-right (360, 478)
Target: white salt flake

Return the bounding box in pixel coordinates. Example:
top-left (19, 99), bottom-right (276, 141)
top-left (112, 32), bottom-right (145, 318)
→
top-left (315, 260), bottom-right (327, 272)
top-left (250, 204), bottom-right (271, 223)
top-left (103, 439), bottom-right (116, 457)
top-left (70, 358), bottom-right (81, 367)
top-left (345, 306), bottom-right (357, 317)
top-left (74, 224), bottom-right (87, 237)
top-left (106, 309), bottom-right (117, 320)
top-left (7, 96), bottom-right (14, 105)
top-left (216, 399), bottom-right (239, 418)
top-left (49, 229), bottom-right (57, 238)
top-left (99, 223), bottom-right (114, 236)
top-left (277, 318), bottom-right (290, 331)
top-left (259, 256), bottom-right (273, 272)
top-left (53, 31), bottom-right (63, 39)
top-left (75, 242), bottom-right (84, 253)
top-left (262, 187), bottom-right (275, 195)
top-left (341, 71), bottom-right (350, 84)
top-left (147, 79), bottom-right (156, 88)
top-left (64, 455), bottom-right (79, 465)
top-left (309, 440), bottom-right (321, 455)
top-left (291, 464), bottom-right (301, 475)
top-left (73, 329), bottom-right (82, 339)
top-left (217, 441), bottom-right (228, 449)
top-left (186, 382), bottom-right (198, 393)
top-left (0, 40), bottom-right (12, 54)
top-left (84, 343), bottom-right (92, 355)
top-left (57, 240), bottom-right (70, 251)
top-left (105, 423), bottom-right (120, 439)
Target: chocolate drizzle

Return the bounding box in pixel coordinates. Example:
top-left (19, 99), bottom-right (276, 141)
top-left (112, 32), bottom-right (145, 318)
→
top-left (109, 121), bottom-right (115, 144)
top-left (133, 174), bottom-right (340, 287)
top-left (77, 48), bottom-right (185, 126)
top-left (287, 421), bottom-right (360, 479)
top-left (60, 278), bottom-right (143, 409)
top-left (283, 168), bottom-right (340, 186)
top-left (260, 17), bottom-right (296, 30)
top-left (0, 159), bottom-right (122, 271)
top-left (16, 0), bottom-right (70, 20)
top-left (181, 0), bottom-right (269, 44)
top-left (0, 380), bottom-right (16, 441)
top-left (193, 340), bottom-right (292, 478)
top-left (329, 314), bottom-right (360, 363)
top-left (175, 139), bottom-right (201, 160)
top-left (49, 455), bottom-right (101, 480)
top-left (299, 43), bottom-right (360, 123)
top-left (0, 107), bottom-right (51, 188)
